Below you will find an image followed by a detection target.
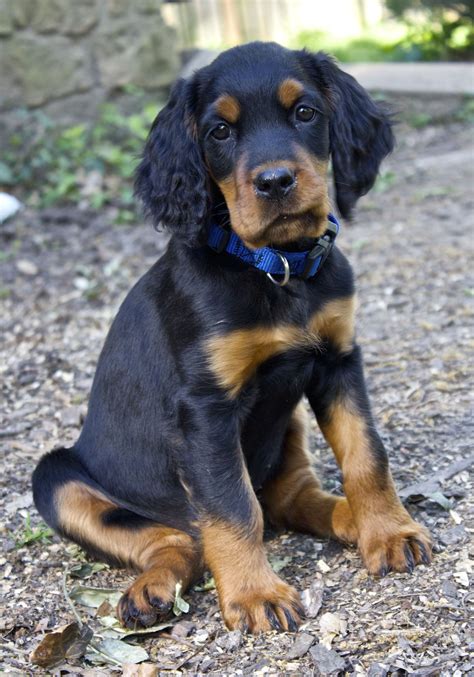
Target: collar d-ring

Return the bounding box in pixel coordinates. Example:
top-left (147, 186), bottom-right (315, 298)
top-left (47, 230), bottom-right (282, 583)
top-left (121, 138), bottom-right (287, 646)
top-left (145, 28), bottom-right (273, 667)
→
top-left (267, 253), bottom-right (290, 286)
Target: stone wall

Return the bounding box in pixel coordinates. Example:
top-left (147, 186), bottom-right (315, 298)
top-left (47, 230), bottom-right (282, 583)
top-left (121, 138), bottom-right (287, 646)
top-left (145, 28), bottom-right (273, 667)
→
top-left (0, 0), bottom-right (180, 125)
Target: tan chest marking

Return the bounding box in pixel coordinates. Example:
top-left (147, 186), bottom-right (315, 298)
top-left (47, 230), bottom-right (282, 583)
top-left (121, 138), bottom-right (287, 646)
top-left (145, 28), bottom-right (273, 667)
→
top-left (205, 296), bottom-right (356, 397)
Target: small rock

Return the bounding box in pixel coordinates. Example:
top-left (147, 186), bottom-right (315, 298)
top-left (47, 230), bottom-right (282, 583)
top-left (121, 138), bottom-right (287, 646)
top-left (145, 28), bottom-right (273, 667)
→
top-left (122, 664), bottom-right (158, 677)
top-left (441, 579), bottom-right (458, 598)
top-left (439, 525), bottom-right (467, 546)
top-left (171, 620), bottom-right (196, 639)
top-left (367, 663), bottom-right (389, 677)
top-left (16, 259), bottom-right (38, 276)
top-left (59, 406), bottom-right (82, 427)
top-left (215, 630), bottom-right (243, 651)
top-left (301, 579), bottom-right (324, 618)
top-left (310, 643), bottom-right (345, 675)
top-left (287, 632), bottom-right (315, 659)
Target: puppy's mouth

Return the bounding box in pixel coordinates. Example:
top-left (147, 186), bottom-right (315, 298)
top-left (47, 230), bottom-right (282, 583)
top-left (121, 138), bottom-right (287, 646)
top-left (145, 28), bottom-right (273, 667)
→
top-left (243, 207), bottom-right (328, 249)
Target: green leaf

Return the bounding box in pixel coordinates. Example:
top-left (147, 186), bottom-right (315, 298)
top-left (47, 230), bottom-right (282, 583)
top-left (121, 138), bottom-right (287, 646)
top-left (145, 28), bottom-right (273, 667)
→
top-left (194, 576), bottom-right (216, 592)
top-left (69, 562), bottom-right (107, 579)
top-left (69, 585), bottom-right (122, 608)
top-left (173, 582), bottom-right (190, 616)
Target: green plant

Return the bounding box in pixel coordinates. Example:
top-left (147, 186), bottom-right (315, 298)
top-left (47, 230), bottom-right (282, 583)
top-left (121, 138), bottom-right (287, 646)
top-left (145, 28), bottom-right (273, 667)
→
top-left (1, 98), bottom-right (163, 220)
top-left (15, 512), bottom-right (54, 547)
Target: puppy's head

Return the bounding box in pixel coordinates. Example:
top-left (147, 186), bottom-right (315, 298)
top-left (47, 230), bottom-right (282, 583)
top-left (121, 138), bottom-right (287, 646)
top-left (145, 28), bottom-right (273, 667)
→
top-left (136, 42), bottom-right (394, 248)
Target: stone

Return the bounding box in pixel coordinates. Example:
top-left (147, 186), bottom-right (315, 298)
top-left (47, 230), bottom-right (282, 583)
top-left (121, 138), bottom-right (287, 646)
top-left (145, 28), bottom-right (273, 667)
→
top-left (63, 0), bottom-right (99, 36)
top-left (287, 632), bottom-right (315, 659)
top-left (367, 663), bottom-right (390, 677)
top-left (96, 16), bottom-right (179, 91)
top-left (0, 0), bottom-right (13, 36)
top-left (310, 644), bottom-right (345, 675)
top-left (31, 0), bottom-right (65, 34)
top-left (171, 620), bottom-right (196, 639)
top-left (137, 0), bottom-right (163, 13)
top-left (106, 0), bottom-right (130, 17)
top-left (439, 525), bottom-right (468, 546)
top-left (215, 630), bottom-right (243, 652)
top-left (122, 665), bottom-right (158, 677)
top-left (0, 35), bottom-right (93, 107)
top-left (59, 406), bottom-right (83, 427)
top-left (12, 0), bottom-right (35, 28)
top-left (441, 579), bottom-right (458, 598)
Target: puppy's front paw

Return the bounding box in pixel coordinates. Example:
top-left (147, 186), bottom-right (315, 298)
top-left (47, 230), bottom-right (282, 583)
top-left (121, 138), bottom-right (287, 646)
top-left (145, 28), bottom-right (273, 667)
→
top-left (219, 573), bottom-right (303, 634)
top-left (359, 513), bottom-right (432, 576)
top-left (117, 570), bottom-right (175, 629)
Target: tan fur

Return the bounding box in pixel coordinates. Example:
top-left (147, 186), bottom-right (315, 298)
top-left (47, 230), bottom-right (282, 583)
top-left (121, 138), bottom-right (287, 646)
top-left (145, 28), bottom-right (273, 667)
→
top-left (319, 400), bottom-right (432, 573)
top-left (56, 482), bottom-right (202, 620)
top-left (202, 519), bottom-right (302, 632)
top-left (215, 151), bottom-right (329, 248)
top-left (215, 94), bottom-right (241, 124)
top-left (309, 294), bottom-right (356, 354)
top-left (205, 296), bottom-right (355, 397)
top-left (277, 78), bottom-right (305, 108)
top-left (262, 403), bottom-right (358, 543)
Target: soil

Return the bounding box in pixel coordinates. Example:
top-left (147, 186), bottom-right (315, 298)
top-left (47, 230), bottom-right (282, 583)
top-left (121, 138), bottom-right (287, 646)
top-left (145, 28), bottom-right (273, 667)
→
top-left (0, 97), bottom-right (473, 675)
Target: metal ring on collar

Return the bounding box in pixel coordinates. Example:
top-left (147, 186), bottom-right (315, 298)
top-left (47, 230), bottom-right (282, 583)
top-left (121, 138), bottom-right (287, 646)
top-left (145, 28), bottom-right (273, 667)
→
top-left (266, 253), bottom-right (290, 287)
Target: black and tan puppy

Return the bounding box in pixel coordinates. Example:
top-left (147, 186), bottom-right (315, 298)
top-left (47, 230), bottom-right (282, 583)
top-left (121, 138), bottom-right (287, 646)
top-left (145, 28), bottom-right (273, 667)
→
top-left (32, 42), bottom-right (432, 634)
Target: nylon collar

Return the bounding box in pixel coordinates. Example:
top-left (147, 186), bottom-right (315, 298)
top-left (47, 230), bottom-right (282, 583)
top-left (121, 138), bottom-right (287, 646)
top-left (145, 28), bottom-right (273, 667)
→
top-left (207, 213), bottom-right (340, 285)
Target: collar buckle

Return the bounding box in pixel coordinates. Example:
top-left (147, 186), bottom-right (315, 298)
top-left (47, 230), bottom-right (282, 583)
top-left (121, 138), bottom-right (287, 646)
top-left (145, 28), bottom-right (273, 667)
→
top-left (300, 221), bottom-right (338, 280)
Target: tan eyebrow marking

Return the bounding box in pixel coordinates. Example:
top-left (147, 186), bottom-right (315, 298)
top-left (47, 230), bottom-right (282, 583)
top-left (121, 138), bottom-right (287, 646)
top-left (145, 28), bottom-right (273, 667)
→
top-left (215, 94), bottom-right (241, 124)
top-left (278, 78), bottom-right (305, 108)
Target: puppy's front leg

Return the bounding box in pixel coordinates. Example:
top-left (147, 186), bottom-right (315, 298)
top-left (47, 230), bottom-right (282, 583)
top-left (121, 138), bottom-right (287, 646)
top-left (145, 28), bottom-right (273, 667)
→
top-left (307, 344), bottom-right (432, 576)
top-left (180, 416), bottom-right (302, 633)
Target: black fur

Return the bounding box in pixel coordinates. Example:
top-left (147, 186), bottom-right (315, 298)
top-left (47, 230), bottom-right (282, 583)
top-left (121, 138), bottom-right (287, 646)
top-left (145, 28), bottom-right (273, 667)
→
top-left (32, 42), bottom-right (395, 573)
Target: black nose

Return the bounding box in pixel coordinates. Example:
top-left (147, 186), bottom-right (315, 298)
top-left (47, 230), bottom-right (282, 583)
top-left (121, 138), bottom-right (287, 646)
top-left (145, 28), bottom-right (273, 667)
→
top-left (253, 167), bottom-right (296, 200)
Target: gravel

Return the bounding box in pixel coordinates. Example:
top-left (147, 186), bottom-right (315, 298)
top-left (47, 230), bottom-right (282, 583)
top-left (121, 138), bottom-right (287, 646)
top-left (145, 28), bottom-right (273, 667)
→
top-left (0, 100), bottom-right (472, 675)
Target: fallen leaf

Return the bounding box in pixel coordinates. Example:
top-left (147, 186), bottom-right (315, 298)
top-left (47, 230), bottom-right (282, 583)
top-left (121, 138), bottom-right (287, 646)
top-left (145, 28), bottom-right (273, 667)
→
top-left (317, 559), bottom-right (331, 573)
top-left (319, 612), bottom-right (347, 648)
top-left (70, 585), bottom-right (122, 608)
top-left (30, 622), bottom-right (93, 669)
top-left (301, 579), bottom-right (324, 618)
top-left (194, 576), bottom-right (216, 592)
top-left (98, 614), bottom-right (173, 638)
top-left (88, 638), bottom-right (148, 666)
top-left (69, 562), bottom-right (107, 579)
top-left (269, 555), bottom-right (292, 573)
top-left (173, 582), bottom-right (190, 616)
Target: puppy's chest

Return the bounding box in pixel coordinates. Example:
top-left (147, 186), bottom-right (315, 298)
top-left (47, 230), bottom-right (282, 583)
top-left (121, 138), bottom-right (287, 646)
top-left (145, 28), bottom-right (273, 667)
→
top-left (204, 296), bottom-right (355, 398)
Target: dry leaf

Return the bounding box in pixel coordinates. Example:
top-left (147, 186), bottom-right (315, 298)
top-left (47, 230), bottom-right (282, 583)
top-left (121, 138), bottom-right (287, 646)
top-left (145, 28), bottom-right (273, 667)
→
top-left (30, 622), bottom-right (93, 669)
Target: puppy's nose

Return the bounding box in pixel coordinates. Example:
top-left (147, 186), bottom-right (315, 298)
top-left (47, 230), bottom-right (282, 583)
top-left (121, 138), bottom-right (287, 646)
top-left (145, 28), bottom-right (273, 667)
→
top-left (253, 167), bottom-right (296, 200)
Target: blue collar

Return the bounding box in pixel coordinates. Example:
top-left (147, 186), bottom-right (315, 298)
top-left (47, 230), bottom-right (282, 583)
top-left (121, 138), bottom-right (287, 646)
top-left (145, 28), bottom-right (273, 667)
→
top-left (207, 213), bottom-right (340, 285)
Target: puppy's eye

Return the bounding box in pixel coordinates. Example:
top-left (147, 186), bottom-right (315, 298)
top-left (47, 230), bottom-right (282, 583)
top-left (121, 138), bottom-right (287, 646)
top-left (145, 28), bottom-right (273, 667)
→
top-left (295, 105), bottom-right (316, 122)
top-left (211, 123), bottom-right (231, 140)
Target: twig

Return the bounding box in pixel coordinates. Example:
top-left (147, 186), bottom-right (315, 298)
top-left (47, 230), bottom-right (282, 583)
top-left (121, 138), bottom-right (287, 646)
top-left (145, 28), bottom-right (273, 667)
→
top-left (62, 567), bottom-right (83, 628)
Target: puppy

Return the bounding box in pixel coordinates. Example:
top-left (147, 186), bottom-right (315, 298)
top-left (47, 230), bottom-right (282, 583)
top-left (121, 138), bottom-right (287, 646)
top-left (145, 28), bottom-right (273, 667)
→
top-left (33, 42), bottom-right (432, 634)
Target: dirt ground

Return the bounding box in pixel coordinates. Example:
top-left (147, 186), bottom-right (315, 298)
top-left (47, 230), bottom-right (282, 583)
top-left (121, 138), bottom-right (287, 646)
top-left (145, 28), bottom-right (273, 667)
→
top-left (1, 96), bottom-right (473, 675)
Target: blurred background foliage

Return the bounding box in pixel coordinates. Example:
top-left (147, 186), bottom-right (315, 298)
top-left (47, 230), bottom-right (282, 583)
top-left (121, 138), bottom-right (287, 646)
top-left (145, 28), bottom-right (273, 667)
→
top-left (0, 0), bottom-right (472, 221)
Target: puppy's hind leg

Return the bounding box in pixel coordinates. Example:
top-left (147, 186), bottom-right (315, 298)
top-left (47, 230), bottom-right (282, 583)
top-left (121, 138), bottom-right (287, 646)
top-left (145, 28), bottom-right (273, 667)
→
top-left (32, 448), bottom-right (203, 628)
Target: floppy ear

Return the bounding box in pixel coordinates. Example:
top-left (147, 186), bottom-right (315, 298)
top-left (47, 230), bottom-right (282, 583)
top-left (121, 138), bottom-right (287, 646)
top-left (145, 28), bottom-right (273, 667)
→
top-left (301, 51), bottom-right (394, 219)
top-left (135, 77), bottom-right (209, 246)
